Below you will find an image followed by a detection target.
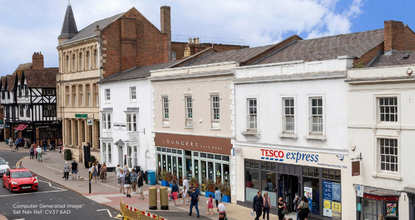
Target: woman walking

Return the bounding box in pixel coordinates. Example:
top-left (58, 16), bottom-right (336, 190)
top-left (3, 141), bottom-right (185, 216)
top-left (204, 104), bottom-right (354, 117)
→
top-left (171, 180), bottom-right (179, 206)
top-left (298, 196), bottom-right (309, 220)
top-left (92, 162), bottom-right (98, 183)
top-left (130, 169), bottom-right (137, 194)
top-left (118, 169), bottom-right (125, 194)
top-left (124, 170), bottom-right (132, 197)
top-left (262, 192), bottom-right (271, 220)
top-left (8, 138), bottom-right (13, 150)
top-left (29, 144), bottom-right (35, 159)
top-left (206, 194), bottom-right (214, 215)
top-left (182, 185), bottom-right (188, 205)
top-left (100, 163), bottom-right (107, 182)
top-left (214, 186), bottom-right (222, 209)
top-left (116, 164), bottom-right (122, 187)
top-left (217, 200), bottom-right (226, 220)
top-left (63, 162), bottom-right (70, 180)
top-left (278, 197), bottom-right (286, 220)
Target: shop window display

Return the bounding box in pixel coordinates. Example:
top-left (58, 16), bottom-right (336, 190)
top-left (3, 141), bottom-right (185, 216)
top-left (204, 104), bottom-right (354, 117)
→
top-left (304, 177), bottom-right (320, 215)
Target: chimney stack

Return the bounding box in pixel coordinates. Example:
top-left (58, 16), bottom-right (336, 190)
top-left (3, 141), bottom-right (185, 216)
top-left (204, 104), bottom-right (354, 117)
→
top-left (160, 6), bottom-right (171, 61)
top-left (32, 52), bottom-right (44, 70)
top-left (384, 20), bottom-right (405, 53)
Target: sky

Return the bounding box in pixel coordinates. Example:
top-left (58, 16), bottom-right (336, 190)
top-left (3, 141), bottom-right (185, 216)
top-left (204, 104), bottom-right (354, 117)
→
top-left (0, 0), bottom-right (415, 76)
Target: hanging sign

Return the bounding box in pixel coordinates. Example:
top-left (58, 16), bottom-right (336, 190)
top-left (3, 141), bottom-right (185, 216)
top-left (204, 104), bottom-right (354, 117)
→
top-left (357, 185), bottom-right (364, 197)
top-left (129, 132), bottom-right (139, 146)
top-left (352, 161), bottom-right (360, 176)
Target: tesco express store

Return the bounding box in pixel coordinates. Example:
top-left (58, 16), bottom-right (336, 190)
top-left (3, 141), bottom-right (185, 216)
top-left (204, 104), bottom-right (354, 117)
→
top-left (235, 146), bottom-right (352, 219)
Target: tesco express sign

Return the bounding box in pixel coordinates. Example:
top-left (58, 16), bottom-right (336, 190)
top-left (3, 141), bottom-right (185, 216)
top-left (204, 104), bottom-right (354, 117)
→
top-left (260, 149), bottom-right (319, 163)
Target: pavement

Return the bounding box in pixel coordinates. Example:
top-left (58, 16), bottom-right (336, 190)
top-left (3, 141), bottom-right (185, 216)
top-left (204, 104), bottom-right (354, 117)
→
top-left (0, 150), bottom-right (119, 220)
top-left (9, 143), bottom-right (281, 220)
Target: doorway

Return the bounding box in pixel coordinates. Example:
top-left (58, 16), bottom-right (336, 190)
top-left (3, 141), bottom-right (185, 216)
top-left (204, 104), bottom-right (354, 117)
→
top-left (279, 174), bottom-right (299, 212)
top-left (118, 145), bottom-right (123, 166)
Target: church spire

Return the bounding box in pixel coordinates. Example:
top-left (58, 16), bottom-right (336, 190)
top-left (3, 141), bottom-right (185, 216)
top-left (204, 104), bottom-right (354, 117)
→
top-left (58, 1), bottom-right (78, 44)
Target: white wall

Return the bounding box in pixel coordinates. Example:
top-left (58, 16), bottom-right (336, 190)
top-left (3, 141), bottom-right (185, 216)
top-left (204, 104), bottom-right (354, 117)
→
top-left (99, 79), bottom-right (153, 170)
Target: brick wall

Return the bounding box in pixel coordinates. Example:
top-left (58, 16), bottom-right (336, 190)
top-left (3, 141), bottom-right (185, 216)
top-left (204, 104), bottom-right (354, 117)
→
top-left (32, 52), bottom-right (44, 70)
top-left (384, 20), bottom-right (405, 52)
top-left (171, 42), bottom-right (248, 60)
top-left (404, 26), bottom-right (415, 51)
top-left (353, 42), bottom-right (384, 67)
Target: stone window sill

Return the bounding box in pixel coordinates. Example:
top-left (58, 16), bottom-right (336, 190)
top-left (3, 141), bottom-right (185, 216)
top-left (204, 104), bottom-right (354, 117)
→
top-left (279, 133), bottom-right (298, 140)
top-left (372, 172), bottom-right (402, 181)
top-left (184, 126), bottom-right (193, 129)
top-left (161, 125), bottom-right (170, 128)
top-left (241, 130), bottom-right (260, 138)
top-left (304, 134), bottom-right (326, 142)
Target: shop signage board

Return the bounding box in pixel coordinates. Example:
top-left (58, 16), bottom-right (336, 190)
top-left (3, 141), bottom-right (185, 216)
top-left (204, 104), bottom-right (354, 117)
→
top-left (323, 199), bottom-right (332, 217)
top-left (357, 203), bottom-right (361, 211)
top-left (332, 202), bottom-right (341, 219)
top-left (75, 114), bottom-right (88, 118)
top-left (87, 119), bottom-right (93, 126)
top-left (357, 185), bottom-right (364, 197)
top-left (387, 202), bottom-right (397, 216)
top-left (129, 132), bottom-right (139, 146)
top-left (234, 147), bottom-right (242, 156)
top-left (332, 182), bottom-right (341, 201)
top-left (352, 161), bottom-right (360, 176)
top-left (4, 125), bottom-right (9, 128)
top-left (154, 132), bottom-right (232, 155)
top-left (304, 187), bottom-right (313, 212)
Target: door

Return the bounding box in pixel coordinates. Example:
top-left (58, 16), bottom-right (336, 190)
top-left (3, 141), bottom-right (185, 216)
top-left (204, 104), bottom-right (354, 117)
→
top-left (201, 161), bottom-right (207, 192)
top-left (186, 158), bottom-right (192, 179)
top-left (118, 145), bottom-right (123, 166)
top-left (279, 175), bottom-right (299, 212)
top-left (127, 145), bottom-right (132, 168)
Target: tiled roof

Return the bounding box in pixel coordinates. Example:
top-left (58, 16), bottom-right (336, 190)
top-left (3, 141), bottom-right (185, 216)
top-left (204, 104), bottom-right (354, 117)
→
top-left (184, 44), bottom-right (276, 67)
top-left (369, 51), bottom-right (415, 67)
top-left (60, 13), bottom-right (124, 46)
top-left (258, 29), bottom-right (385, 64)
top-left (6, 75), bottom-right (15, 91)
top-left (23, 68), bottom-right (58, 88)
top-left (100, 61), bottom-right (180, 84)
top-left (1, 77), bottom-right (6, 89)
top-left (15, 63), bottom-right (32, 71)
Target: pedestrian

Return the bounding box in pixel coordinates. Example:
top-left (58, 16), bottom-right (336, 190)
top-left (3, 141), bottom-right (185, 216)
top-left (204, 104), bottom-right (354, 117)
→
top-left (8, 138), bottom-right (13, 150)
top-left (278, 197), bottom-right (286, 220)
top-left (42, 139), bottom-right (47, 152)
top-left (262, 192), bottom-right (271, 220)
top-left (214, 186), bottom-right (222, 208)
top-left (34, 145), bottom-right (37, 159)
top-left (116, 164), bottom-right (122, 187)
top-left (137, 172), bottom-right (144, 200)
top-left (293, 193), bottom-right (301, 220)
top-left (50, 137), bottom-right (56, 151)
top-left (14, 138), bottom-right (19, 150)
top-left (63, 162), bottom-right (70, 180)
top-left (182, 185), bottom-right (188, 205)
top-left (183, 176), bottom-right (190, 204)
top-left (124, 154), bottom-right (127, 166)
top-left (378, 214), bottom-right (385, 220)
top-left (252, 191), bottom-right (263, 220)
top-left (171, 179), bottom-right (179, 206)
top-left (70, 159), bottom-right (78, 180)
top-left (97, 161), bottom-right (101, 176)
top-left (118, 169), bottom-right (125, 194)
top-left (92, 162), bottom-right (98, 183)
top-left (130, 169), bottom-right (137, 195)
top-left (36, 145), bottom-right (42, 162)
top-left (188, 188), bottom-right (200, 217)
top-left (217, 200), bottom-right (226, 220)
top-left (123, 164), bottom-right (128, 174)
top-left (297, 196), bottom-right (309, 220)
top-left (100, 163), bottom-right (107, 182)
top-left (124, 170), bottom-right (132, 197)
top-left (206, 194), bottom-right (214, 215)
top-left (58, 141), bottom-right (63, 154)
top-left (29, 144), bottom-right (35, 159)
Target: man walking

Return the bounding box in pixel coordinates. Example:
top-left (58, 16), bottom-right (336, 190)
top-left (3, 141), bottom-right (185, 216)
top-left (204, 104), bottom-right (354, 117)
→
top-left (130, 169), bottom-right (137, 195)
top-left (42, 139), bottom-right (48, 152)
top-left (293, 192), bottom-right (301, 220)
top-left (14, 138), bottom-right (19, 150)
top-left (188, 188), bottom-right (200, 218)
top-left (36, 146), bottom-right (42, 162)
top-left (70, 159), bottom-right (78, 180)
top-left (137, 172), bottom-right (144, 200)
top-left (183, 176), bottom-right (189, 204)
top-left (252, 191), bottom-right (263, 220)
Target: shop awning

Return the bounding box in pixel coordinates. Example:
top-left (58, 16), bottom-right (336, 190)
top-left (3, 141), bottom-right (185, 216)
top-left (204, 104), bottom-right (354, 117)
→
top-left (14, 124), bottom-right (29, 131)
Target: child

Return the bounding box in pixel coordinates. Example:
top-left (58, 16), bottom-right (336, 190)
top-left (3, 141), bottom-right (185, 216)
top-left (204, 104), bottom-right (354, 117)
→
top-left (182, 186), bottom-right (188, 206)
top-left (206, 194), bottom-right (214, 215)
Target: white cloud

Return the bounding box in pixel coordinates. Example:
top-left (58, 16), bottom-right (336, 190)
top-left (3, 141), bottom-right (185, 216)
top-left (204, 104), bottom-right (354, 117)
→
top-left (0, 0), bottom-right (364, 75)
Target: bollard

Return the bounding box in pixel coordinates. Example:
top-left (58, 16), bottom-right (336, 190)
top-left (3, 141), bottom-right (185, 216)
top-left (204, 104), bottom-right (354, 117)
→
top-left (159, 186), bottom-right (169, 210)
top-left (149, 187), bottom-right (157, 210)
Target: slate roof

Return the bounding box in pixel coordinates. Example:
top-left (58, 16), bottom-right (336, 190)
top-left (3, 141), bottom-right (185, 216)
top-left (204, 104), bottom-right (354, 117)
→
top-left (1, 77), bottom-right (6, 89)
top-left (369, 51), bottom-right (415, 67)
top-left (100, 61), bottom-right (180, 84)
top-left (23, 68), bottom-right (58, 88)
top-left (6, 75), bottom-right (15, 91)
top-left (58, 4), bottom-right (78, 39)
top-left (60, 13), bottom-right (124, 46)
top-left (184, 44), bottom-right (276, 67)
top-left (258, 29), bottom-right (385, 64)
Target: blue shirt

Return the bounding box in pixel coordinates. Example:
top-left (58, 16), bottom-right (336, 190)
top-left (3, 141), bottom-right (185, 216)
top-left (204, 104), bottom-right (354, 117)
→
top-left (171, 184), bottom-right (179, 193)
top-left (215, 190), bottom-right (222, 201)
top-left (130, 173), bottom-right (137, 182)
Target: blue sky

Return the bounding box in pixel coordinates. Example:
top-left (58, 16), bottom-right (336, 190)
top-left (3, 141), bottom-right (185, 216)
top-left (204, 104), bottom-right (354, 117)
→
top-left (0, 0), bottom-right (414, 76)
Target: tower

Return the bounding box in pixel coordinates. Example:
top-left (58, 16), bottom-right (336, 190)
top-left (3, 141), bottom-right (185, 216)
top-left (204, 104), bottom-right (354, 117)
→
top-left (58, 1), bottom-right (78, 44)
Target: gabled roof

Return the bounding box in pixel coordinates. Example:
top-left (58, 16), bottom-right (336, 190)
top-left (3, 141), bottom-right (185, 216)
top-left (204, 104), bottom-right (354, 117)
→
top-left (369, 51), bottom-right (415, 67)
top-left (258, 29), bottom-right (385, 64)
top-left (23, 68), bottom-right (58, 88)
top-left (6, 75), bottom-right (15, 91)
top-left (1, 77), bottom-right (6, 89)
top-left (100, 61), bottom-right (180, 84)
top-left (60, 12), bottom-right (125, 46)
top-left (15, 63), bottom-right (32, 71)
top-left (58, 3), bottom-right (78, 40)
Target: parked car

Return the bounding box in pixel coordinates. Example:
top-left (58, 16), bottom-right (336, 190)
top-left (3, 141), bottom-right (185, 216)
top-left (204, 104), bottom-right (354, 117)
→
top-left (2, 168), bottom-right (38, 192)
top-left (0, 158), bottom-right (9, 177)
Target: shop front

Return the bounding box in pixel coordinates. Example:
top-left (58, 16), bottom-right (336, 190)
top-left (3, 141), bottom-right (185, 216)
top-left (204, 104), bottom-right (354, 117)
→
top-left (237, 146), bottom-right (349, 219)
top-left (154, 133), bottom-right (232, 193)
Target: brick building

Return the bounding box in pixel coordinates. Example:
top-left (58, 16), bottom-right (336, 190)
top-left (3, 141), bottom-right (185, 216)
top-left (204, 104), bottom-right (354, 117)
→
top-left (56, 3), bottom-right (173, 163)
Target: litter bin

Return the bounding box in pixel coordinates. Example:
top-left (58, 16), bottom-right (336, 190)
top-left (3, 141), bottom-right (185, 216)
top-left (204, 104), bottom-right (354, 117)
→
top-left (147, 170), bottom-right (156, 185)
top-left (149, 187), bottom-right (157, 210)
top-left (64, 149), bottom-right (72, 160)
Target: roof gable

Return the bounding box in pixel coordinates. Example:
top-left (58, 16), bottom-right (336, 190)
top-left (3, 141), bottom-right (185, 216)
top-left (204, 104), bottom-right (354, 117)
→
top-left (23, 68), bottom-right (58, 88)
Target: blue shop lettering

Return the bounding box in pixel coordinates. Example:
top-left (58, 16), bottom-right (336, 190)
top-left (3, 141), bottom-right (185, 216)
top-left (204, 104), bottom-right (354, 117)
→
top-left (286, 151), bottom-right (319, 163)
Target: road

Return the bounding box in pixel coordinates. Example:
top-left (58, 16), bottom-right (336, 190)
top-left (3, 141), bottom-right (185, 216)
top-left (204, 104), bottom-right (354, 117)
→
top-left (0, 151), bottom-right (120, 220)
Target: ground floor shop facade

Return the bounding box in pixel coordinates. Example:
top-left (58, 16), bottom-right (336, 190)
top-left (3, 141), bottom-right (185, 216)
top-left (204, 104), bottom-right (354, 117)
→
top-left (4, 122), bottom-right (62, 146)
top-left (235, 145), bottom-right (353, 219)
top-left (154, 132), bottom-right (233, 194)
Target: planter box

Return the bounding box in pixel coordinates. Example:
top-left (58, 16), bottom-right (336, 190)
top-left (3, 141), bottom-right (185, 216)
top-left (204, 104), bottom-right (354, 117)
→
top-left (169, 183), bottom-right (172, 188)
top-left (205, 191), bottom-right (215, 198)
top-left (222, 195), bottom-right (231, 203)
top-left (161, 180), bottom-right (169, 187)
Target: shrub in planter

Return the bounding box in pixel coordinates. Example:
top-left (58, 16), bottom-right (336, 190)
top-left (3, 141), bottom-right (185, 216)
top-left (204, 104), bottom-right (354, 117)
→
top-left (90, 155), bottom-right (96, 163)
top-left (160, 171), bottom-right (169, 186)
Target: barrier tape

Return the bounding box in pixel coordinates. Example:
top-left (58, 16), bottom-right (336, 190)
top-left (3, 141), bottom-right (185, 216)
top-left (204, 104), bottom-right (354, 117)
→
top-left (120, 198), bottom-right (168, 220)
top-left (141, 211), bottom-right (157, 219)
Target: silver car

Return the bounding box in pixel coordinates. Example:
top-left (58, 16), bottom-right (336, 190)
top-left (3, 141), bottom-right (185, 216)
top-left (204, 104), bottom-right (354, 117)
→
top-left (0, 158), bottom-right (10, 177)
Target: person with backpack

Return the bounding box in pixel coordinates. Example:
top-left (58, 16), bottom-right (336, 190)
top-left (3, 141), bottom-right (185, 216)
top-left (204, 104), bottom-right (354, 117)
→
top-left (188, 188), bottom-right (200, 217)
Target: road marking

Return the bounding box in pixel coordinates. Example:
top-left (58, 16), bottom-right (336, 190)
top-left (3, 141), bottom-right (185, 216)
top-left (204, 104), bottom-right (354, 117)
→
top-left (0, 189), bottom-right (66, 198)
top-left (38, 180), bottom-right (65, 190)
top-left (97, 209), bottom-right (113, 217)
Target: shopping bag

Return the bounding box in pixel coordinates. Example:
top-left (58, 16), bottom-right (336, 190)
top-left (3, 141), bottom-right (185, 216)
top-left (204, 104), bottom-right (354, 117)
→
top-left (250, 210), bottom-right (255, 218)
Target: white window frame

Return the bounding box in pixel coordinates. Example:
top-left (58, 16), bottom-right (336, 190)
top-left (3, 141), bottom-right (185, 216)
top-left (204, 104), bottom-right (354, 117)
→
top-left (105, 89), bottom-right (111, 102)
top-left (246, 98), bottom-right (258, 132)
top-left (101, 142), bottom-right (112, 165)
top-left (211, 94), bottom-right (220, 121)
top-left (375, 95), bottom-right (399, 124)
top-left (282, 96), bottom-right (295, 134)
top-left (130, 86), bottom-right (137, 101)
top-left (101, 113), bottom-right (111, 130)
top-left (126, 112), bottom-right (137, 132)
top-left (171, 51), bottom-right (177, 61)
top-left (162, 95), bottom-right (169, 121)
top-left (373, 135), bottom-right (401, 180)
top-left (308, 96), bottom-right (324, 135)
top-left (185, 95), bottom-right (193, 119)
